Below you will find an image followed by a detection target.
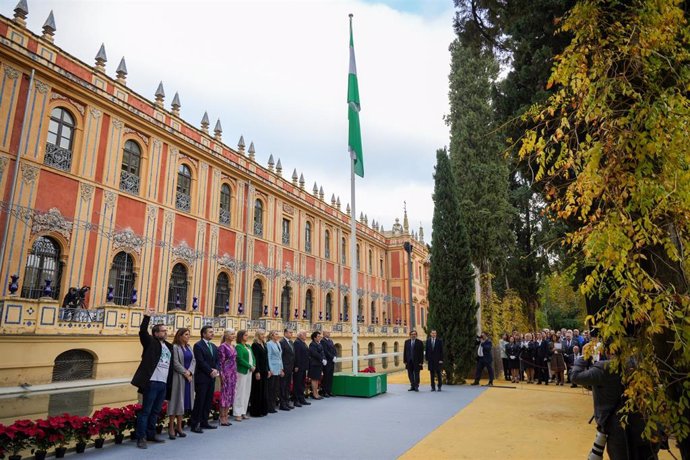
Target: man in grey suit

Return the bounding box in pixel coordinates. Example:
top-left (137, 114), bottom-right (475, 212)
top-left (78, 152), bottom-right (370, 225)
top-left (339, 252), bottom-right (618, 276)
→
top-left (279, 328), bottom-right (296, 410)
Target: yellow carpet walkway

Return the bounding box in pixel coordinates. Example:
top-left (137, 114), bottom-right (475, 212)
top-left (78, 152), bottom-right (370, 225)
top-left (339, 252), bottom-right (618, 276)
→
top-left (389, 371), bottom-right (679, 460)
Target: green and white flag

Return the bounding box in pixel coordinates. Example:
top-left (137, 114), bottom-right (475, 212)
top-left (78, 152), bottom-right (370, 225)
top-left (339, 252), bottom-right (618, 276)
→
top-left (348, 16), bottom-right (364, 178)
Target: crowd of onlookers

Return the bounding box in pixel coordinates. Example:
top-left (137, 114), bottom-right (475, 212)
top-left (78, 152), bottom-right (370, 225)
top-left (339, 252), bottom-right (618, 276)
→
top-left (131, 309), bottom-right (337, 449)
top-left (499, 328), bottom-right (589, 386)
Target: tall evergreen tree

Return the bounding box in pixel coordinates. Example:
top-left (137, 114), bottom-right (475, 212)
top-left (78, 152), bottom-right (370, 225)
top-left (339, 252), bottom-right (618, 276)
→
top-left (447, 39), bottom-right (513, 302)
top-left (427, 148), bottom-right (477, 384)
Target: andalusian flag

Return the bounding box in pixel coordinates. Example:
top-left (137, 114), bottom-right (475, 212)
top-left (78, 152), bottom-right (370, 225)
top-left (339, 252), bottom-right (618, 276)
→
top-left (348, 15), bottom-right (364, 178)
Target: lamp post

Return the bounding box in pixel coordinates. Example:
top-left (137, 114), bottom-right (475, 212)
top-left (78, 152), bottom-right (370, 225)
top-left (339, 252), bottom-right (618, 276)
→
top-left (403, 241), bottom-right (414, 329)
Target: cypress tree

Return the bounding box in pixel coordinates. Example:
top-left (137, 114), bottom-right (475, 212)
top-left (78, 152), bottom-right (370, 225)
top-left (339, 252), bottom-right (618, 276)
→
top-left (427, 148), bottom-right (477, 384)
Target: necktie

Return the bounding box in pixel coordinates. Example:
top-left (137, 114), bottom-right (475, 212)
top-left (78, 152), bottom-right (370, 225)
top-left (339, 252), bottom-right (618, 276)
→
top-left (432, 338), bottom-right (435, 349)
top-left (207, 341), bottom-right (213, 357)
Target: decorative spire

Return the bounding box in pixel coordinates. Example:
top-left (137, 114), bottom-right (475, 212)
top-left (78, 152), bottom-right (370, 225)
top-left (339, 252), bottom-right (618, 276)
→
top-left (115, 57), bottom-right (127, 85)
top-left (346, 203), bottom-right (351, 215)
top-left (364, 214), bottom-right (368, 226)
top-left (336, 196), bottom-right (341, 210)
top-left (403, 201), bottom-right (409, 233)
top-left (94, 43), bottom-right (107, 72)
top-left (238, 135), bottom-right (245, 153)
top-left (200, 111), bottom-right (210, 133)
top-left (312, 182), bottom-right (318, 195)
top-left (171, 92), bottom-right (181, 116)
top-left (419, 224), bottom-right (424, 243)
top-left (319, 186), bottom-right (324, 201)
top-left (331, 194), bottom-right (336, 206)
top-left (248, 142), bottom-right (255, 161)
top-left (41, 10), bottom-right (56, 42)
top-left (292, 169), bottom-right (298, 185)
top-left (13, 0), bottom-right (28, 27)
top-left (154, 81), bottom-right (165, 108)
top-left (276, 159), bottom-right (282, 176)
top-left (299, 173), bottom-right (305, 189)
top-left (214, 119), bottom-right (222, 141)
top-left (268, 154), bottom-right (275, 172)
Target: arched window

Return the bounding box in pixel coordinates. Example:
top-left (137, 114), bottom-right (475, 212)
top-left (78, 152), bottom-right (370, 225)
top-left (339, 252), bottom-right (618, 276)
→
top-left (214, 272), bottom-right (230, 317)
top-left (305, 289), bottom-right (313, 322)
top-left (251, 279), bottom-right (264, 319)
top-left (254, 199), bottom-right (264, 236)
top-left (219, 184), bottom-right (231, 225)
top-left (357, 298), bottom-right (363, 323)
top-left (52, 350), bottom-right (94, 382)
top-left (368, 249), bottom-right (373, 274)
top-left (45, 107), bottom-right (75, 171)
top-left (324, 230), bottom-right (331, 260)
top-left (370, 301), bottom-right (376, 324)
top-left (167, 263), bottom-right (188, 310)
top-left (108, 251), bottom-right (135, 306)
top-left (21, 236), bottom-right (62, 300)
top-left (343, 295), bottom-right (349, 321)
top-left (356, 244), bottom-right (361, 270)
top-left (282, 218), bottom-right (291, 245)
top-left (394, 342), bottom-right (400, 366)
top-left (281, 283), bottom-right (292, 321)
top-left (368, 342), bottom-right (375, 368)
top-left (325, 292), bottom-right (333, 321)
top-left (305, 222), bottom-right (312, 253)
top-left (120, 140), bottom-right (141, 195)
top-left (341, 237), bottom-right (346, 264)
top-left (176, 164), bottom-right (192, 212)
top-left (382, 342), bottom-right (388, 369)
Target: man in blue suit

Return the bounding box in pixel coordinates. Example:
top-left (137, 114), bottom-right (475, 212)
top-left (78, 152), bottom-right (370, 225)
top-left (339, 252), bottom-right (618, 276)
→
top-left (425, 329), bottom-right (444, 391)
top-left (190, 326), bottom-right (219, 433)
top-left (471, 332), bottom-right (494, 386)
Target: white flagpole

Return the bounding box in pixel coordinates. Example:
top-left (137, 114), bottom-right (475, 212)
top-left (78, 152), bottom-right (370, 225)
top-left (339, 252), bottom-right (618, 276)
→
top-left (350, 151), bottom-right (358, 374)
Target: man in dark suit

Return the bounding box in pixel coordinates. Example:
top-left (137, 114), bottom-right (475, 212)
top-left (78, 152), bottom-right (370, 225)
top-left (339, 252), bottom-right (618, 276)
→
top-left (131, 308), bottom-right (173, 449)
top-left (279, 328), bottom-right (296, 410)
top-left (535, 332), bottom-right (551, 385)
top-left (562, 331), bottom-right (577, 384)
top-left (425, 329), bottom-right (444, 392)
top-left (190, 325), bottom-right (219, 433)
top-left (403, 330), bottom-right (424, 391)
top-left (321, 330), bottom-right (337, 397)
top-left (471, 332), bottom-right (494, 386)
top-left (292, 331), bottom-right (311, 406)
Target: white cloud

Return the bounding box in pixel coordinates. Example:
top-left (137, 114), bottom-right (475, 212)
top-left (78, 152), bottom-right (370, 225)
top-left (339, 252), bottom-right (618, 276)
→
top-left (23, 0), bottom-right (453, 238)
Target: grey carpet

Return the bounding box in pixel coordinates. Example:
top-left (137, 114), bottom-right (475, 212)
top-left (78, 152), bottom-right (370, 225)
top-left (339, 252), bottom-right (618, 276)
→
top-left (85, 383), bottom-right (485, 460)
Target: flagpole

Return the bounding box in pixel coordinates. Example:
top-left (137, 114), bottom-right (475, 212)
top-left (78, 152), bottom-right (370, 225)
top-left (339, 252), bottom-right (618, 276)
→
top-left (349, 13), bottom-right (359, 375)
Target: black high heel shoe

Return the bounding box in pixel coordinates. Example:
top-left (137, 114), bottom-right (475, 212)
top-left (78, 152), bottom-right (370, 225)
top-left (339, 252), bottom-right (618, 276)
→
top-left (175, 429), bottom-right (186, 438)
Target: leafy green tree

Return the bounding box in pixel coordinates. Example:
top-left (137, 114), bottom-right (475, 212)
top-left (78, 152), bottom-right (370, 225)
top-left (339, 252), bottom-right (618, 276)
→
top-left (427, 148), bottom-right (478, 384)
top-left (520, 1), bottom-right (690, 452)
top-left (539, 270), bottom-right (586, 330)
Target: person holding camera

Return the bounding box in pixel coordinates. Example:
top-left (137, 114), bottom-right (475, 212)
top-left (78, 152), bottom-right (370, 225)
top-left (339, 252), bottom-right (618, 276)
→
top-left (471, 332), bottom-right (494, 386)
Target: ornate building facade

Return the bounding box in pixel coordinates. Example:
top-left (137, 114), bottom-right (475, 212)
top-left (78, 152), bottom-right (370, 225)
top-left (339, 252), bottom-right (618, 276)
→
top-left (0, 4), bottom-right (430, 387)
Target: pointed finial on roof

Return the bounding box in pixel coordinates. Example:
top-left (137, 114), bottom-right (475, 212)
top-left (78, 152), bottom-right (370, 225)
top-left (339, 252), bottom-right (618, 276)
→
top-left (276, 159), bottom-right (282, 176)
top-left (299, 173), bottom-right (305, 189)
top-left (331, 194), bottom-right (336, 206)
top-left (115, 57), bottom-right (128, 85)
top-left (359, 212), bottom-right (364, 222)
top-left (346, 203), bottom-right (351, 215)
top-left (42, 10), bottom-right (55, 42)
top-left (267, 154), bottom-right (275, 172)
top-left (171, 92), bottom-right (181, 116)
top-left (154, 81), bottom-right (165, 108)
top-left (313, 182), bottom-right (319, 195)
top-left (238, 135), bottom-right (245, 153)
top-left (292, 169), bottom-right (298, 185)
top-left (13, 0), bottom-right (28, 27)
top-left (214, 119), bottom-right (222, 141)
top-left (364, 214), bottom-right (368, 225)
top-left (319, 186), bottom-right (324, 201)
top-left (419, 224), bottom-right (424, 243)
top-left (200, 111), bottom-right (210, 133)
top-left (403, 201), bottom-right (409, 233)
top-left (248, 141), bottom-right (255, 161)
top-left (94, 43), bottom-right (107, 72)
top-left (336, 196), bottom-right (341, 210)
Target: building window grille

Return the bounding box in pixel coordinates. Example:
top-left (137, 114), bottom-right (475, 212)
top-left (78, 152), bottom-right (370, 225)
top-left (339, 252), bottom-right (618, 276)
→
top-left (108, 251), bottom-right (135, 306)
top-left (119, 140), bottom-right (141, 195)
top-left (324, 230), bottom-right (330, 260)
top-left (214, 272), bottom-right (230, 317)
top-left (368, 249), bottom-right (373, 274)
top-left (251, 279), bottom-right (263, 319)
top-left (219, 184), bottom-right (231, 225)
top-left (356, 244), bottom-right (361, 270)
top-left (282, 218), bottom-right (290, 245)
top-left (305, 222), bottom-right (312, 253)
top-left (254, 200), bottom-right (264, 237)
top-left (176, 164), bottom-right (192, 212)
top-left (305, 289), bottom-right (313, 322)
top-left (325, 292), bottom-right (333, 321)
top-left (341, 238), bottom-right (346, 264)
top-left (281, 283), bottom-right (292, 321)
top-left (45, 107), bottom-right (74, 171)
top-left (21, 236), bottom-right (62, 300)
top-left (167, 263), bottom-right (188, 310)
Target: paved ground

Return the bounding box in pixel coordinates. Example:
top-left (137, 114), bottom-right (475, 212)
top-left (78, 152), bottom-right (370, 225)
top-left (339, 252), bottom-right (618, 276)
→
top-left (85, 380), bottom-right (485, 460)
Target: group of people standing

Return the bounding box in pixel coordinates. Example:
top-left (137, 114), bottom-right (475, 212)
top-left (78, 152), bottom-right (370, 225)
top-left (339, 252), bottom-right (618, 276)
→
top-left (131, 309), bottom-right (337, 449)
top-left (403, 329), bottom-right (444, 392)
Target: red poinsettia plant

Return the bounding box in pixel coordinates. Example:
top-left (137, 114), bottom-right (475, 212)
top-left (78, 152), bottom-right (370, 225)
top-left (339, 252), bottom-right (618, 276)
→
top-left (1, 419), bottom-right (37, 456)
top-left (70, 415), bottom-right (99, 444)
top-left (122, 404), bottom-right (141, 432)
top-left (92, 407), bottom-right (128, 437)
top-left (359, 366), bottom-right (377, 373)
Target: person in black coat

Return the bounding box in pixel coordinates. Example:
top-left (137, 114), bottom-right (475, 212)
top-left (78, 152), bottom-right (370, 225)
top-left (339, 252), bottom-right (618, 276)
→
top-left (425, 329), bottom-right (444, 391)
top-left (293, 331), bottom-right (311, 406)
top-left (321, 331), bottom-right (337, 397)
top-left (535, 332), bottom-right (551, 385)
top-left (404, 330), bottom-right (424, 391)
top-left (190, 325), bottom-right (219, 432)
top-left (308, 331), bottom-right (326, 400)
top-left (279, 329), bottom-right (296, 410)
top-left (520, 333), bottom-right (537, 384)
top-left (250, 330), bottom-right (270, 416)
top-left (471, 332), bottom-right (494, 386)
top-left (132, 309), bottom-right (173, 448)
top-left (505, 336), bottom-right (521, 383)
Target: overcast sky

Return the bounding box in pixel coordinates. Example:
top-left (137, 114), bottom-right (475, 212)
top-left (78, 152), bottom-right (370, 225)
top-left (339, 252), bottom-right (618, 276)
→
top-left (18, 0), bottom-right (456, 240)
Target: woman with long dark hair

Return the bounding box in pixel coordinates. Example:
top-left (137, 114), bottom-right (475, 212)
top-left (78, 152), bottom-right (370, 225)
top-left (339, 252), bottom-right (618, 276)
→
top-left (167, 328), bottom-right (195, 439)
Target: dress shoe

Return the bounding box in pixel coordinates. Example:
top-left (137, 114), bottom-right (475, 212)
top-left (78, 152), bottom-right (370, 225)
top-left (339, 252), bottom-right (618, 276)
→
top-left (279, 405), bottom-right (290, 411)
top-left (470, 382), bottom-right (479, 386)
top-left (327, 393), bottom-right (335, 397)
top-left (200, 424), bottom-right (217, 429)
top-left (146, 435), bottom-right (166, 443)
top-left (438, 388), bottom-right (442, 392)
top-left (571, 384), bottom-right (578, 388)
top-left (483, 382), bottom-right (494, 387)
top-left (268, 409), bottom-right (277, 413)
top-left (300, 400), bottom-right (311, 406)
top-left (168, 432), bottom-right (176, 440)
top-left (220, 422), bottom-right (232, 426)
top-left (191, 427), bottom-right (204, 434)
top-left (175, 429), bottom-right (187, 438)
top-left (323, 393), bottom-right (331, 398)
top-left (137, 439), bottom-right (148, 449)
top-left (431, 388), bottom-right (436, 392)
top-left (293, 402), bottom-right (303, 407)
top-left (414, 388), bottom-right (419, 392)
top-left (408, 387), bottom-right (415, 391)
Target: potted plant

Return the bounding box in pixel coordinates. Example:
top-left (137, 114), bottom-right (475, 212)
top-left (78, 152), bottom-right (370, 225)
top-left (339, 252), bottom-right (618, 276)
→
top-left (123, 403), bottom-right (141, 440)
top-left (72, 416), bottom-right (97, 453)
top-left (211, 391), bottom-right (221, 421)
top-left (156, 401), bottom-right (168, 434)
top-left (49, 415), bottom-right (74, 458)
top-left (32, 419), bottom-right (58, 460)
top-left (1, 419), bottom-right (36, 460)
top-left (93, 407), bottom-right (127, 445)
